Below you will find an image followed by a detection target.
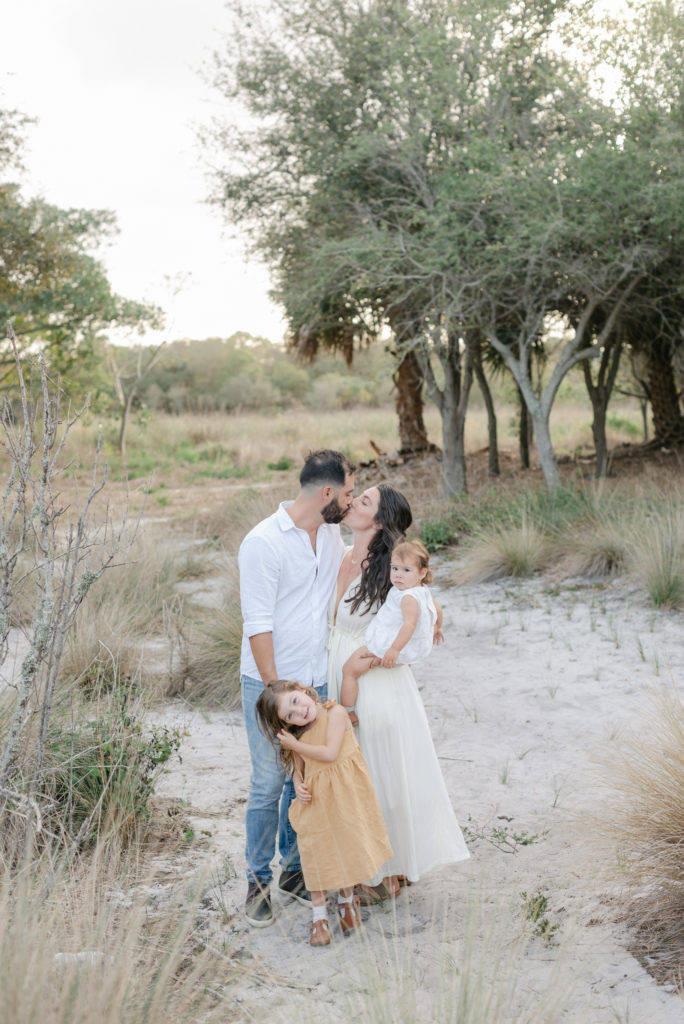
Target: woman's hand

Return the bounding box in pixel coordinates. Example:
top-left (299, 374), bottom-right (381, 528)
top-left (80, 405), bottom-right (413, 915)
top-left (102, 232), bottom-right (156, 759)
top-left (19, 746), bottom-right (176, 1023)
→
top-left (294, 777), bottom-right (311, 803)
top-left (381, 646), bottom-right (399, 668)
top-left (277, 729), bottom-right (299, 751)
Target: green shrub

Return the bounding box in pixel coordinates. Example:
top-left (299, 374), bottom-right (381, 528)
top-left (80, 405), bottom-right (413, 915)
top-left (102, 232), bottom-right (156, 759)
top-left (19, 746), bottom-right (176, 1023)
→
top-left (421, 517), bottom-right (459, 552)
top-left (267, 456), bottom-right (293, 471)
top-left (46, 689), bottom-right (182, 845)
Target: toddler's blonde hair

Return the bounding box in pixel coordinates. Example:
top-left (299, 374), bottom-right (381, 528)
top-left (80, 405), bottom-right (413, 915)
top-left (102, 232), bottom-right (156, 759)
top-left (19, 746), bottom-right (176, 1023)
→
top-left (392, 540), bottom-right (432, 584)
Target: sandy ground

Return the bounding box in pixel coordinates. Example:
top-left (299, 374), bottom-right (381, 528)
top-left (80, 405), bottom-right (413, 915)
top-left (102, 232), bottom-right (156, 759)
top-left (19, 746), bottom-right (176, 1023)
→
top-left (149, 563), bottom-right (684, 1023)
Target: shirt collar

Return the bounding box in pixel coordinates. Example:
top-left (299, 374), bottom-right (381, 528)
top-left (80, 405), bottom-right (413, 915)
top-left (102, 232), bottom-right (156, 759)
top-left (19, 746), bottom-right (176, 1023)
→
top-left (276, 501), bottom-right (297, 531)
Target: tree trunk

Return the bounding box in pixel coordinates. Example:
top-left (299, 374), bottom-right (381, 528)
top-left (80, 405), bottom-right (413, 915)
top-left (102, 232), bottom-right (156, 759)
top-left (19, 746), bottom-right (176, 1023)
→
top-left (640, 399), bottom-right (649, 442)
top-left (645, 339), bottom-right (684, 443)
top-left (474, 355), bottom-right (499, 477)
top-left (590, 397), bottom-right (609, 478)
top-left (441, 343), bottom-right (474, 496)
top-left (414, 338), bottom-right (474, 496)
top-left (529, 407), bottom-right (561, 488)
top-left (119, 391), bottom-right (135, 461)
top-left (582, 332), bottom-right (623, 478)
top-left (518, 386), bottom-right (531, 469)
top-left (394, 350), bottom-right (429, 452)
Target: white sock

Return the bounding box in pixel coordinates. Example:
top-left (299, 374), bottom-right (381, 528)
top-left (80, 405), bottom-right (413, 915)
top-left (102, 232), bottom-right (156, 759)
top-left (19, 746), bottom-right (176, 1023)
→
top-left (338, 893), bottom-right (353, 905)
top-left (312, 905), bottom-right (327, 923)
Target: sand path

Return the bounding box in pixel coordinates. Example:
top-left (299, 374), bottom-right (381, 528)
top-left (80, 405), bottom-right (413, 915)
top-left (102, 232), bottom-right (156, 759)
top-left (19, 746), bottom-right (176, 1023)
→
top-left (152, 567), bottom-right (684, 1022)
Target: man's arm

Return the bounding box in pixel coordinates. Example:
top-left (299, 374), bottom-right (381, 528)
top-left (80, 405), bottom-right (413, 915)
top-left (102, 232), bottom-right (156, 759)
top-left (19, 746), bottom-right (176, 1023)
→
top-left (239, 533), bottom-right (280, 681)
top-left (249, 632), bottom-right (278, 683)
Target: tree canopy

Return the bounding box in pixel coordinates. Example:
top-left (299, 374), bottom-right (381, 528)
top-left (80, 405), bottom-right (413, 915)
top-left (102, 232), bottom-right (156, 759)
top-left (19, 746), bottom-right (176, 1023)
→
top-left (204, 0), bottom-right (684, 490)
top-left (0, 103), bottom-right (163, 384)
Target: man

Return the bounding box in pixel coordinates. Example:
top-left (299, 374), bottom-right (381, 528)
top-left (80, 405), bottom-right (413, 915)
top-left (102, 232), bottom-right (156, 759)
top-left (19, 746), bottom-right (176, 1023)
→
top-left (238, 449), bottom-right (355, 926)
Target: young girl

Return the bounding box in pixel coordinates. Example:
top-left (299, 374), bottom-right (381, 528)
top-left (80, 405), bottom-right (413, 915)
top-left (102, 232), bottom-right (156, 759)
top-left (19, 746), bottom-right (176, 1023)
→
top-left (340, 540), bottom-right (443, 725)
top-left (255, 680), bottom-right (393, 947)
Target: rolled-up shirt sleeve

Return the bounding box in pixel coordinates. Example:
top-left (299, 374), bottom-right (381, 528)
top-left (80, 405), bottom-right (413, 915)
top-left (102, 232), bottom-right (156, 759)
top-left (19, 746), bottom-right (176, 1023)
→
top-left (239, 534), bottom-right (280, 637)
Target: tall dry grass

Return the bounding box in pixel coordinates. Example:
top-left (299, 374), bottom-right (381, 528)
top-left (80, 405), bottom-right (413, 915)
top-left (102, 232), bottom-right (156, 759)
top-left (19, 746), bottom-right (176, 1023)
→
top-left (453, 516), bottom-right (551, 584)
top-left (0, 393), bottom-right (646, 491)
top-left (59, 531), bottom-right (198, 692)
top-left (336, 893), bottom-right (568, 1024)
top-left (449, 483), bottom-right (684, 606)
top-left (628, 499), bottom-right (684, 609)
top-left (596, 687), bottom-right (684, 981)
top-left (0, 841), bottom-right (226, 1024)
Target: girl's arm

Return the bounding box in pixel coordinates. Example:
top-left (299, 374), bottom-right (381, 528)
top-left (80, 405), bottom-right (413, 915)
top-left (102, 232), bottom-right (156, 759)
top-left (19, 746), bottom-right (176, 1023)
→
top-left (381, 593), bottom-right (419, 668)
top-left (292, 753), bottom-right (311, 803)
top-left (277, 704), bottom-right (349, 763)
top-left (433, 599), bottom-right (445, 645)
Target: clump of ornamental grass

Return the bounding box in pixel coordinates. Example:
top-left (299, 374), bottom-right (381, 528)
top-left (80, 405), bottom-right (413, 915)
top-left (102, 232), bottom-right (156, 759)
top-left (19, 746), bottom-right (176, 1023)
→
top-left (595, 687), bottom-right (684, 982)
top-left (165, 567), bottom-right (242, 709)
top-left (452, 515), bottom-right (550, 584)
top-left (548, 500), bottom-right (634, 580)
top-left (628, 500), bottom-right (684, 609)
top-left (59, 531), bottom-right (192, 692)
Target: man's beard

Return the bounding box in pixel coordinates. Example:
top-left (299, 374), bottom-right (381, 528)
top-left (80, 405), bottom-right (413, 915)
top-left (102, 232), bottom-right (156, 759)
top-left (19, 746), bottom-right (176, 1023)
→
top-left (321, 497), bottom-right (346, 524)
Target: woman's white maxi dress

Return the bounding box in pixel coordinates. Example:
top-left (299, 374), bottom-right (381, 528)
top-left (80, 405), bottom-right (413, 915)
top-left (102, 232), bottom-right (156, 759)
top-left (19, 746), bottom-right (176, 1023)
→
top-left (326, 576), bottom-right (469, 884)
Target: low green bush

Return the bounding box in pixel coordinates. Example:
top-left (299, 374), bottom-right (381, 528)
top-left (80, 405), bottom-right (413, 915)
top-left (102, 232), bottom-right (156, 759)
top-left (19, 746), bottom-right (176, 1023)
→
top-left (46, 689), bottom-right (182, 845)
top-left (421, 518), bottom-right (459, 552)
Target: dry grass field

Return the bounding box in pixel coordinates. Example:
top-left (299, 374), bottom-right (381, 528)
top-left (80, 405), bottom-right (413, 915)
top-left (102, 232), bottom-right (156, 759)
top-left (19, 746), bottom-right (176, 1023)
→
top-left (1, 398), bottom-right (683, 1022)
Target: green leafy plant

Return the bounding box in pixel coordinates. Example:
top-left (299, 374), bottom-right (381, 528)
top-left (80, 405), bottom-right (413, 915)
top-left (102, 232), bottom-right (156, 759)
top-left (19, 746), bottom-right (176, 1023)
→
top-left (46, 689), bottom-right (182, 845)
top-left (520, 890), bottom-right (559, 943)
top-left (421, 517), bottom-right (458, 552)
top-left (461, 816), bottom-right (548, 854)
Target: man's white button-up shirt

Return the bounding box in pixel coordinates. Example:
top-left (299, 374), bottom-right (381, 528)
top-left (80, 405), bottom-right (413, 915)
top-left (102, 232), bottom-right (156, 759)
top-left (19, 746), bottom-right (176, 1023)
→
top-left (238, 501), bottom-right (345, 686)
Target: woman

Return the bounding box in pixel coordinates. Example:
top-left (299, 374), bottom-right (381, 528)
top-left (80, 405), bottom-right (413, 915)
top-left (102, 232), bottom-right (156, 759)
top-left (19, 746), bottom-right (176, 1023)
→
top-left (327, 483), bottom-right (469, 900)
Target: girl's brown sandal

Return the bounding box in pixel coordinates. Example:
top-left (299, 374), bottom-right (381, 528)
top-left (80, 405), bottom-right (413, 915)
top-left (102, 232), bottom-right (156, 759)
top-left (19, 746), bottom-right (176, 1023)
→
top-left (309, 919), bottom-right (332, 947)
top-left (338, 902), bottom-right (362, 935)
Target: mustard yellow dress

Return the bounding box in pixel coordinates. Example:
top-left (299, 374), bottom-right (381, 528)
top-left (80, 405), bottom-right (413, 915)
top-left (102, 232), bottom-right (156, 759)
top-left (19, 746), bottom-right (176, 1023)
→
top-left (288, 707), bottom-right (393, 892)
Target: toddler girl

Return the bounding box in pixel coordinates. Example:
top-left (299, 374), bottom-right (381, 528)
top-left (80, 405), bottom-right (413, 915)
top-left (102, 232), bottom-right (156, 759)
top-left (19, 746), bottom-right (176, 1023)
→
top-left (340, 540), bottom-right (443, 724)
top-left (255, 680), bottom-right (393, 946)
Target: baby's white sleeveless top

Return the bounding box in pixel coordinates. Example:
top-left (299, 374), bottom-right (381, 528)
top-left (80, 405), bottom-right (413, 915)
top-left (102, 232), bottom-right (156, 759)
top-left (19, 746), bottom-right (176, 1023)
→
top-left (365, 585), bottom-right (437, 664)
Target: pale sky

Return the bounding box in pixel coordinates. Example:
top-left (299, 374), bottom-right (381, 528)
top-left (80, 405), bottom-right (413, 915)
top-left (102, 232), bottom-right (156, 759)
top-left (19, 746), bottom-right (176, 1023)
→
top-left (1, 0), bottom-right (289, 345)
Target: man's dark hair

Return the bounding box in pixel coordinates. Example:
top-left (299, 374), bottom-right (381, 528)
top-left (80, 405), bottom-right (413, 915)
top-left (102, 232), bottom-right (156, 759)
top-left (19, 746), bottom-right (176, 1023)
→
top-left (299, 449), bottom-right (355, 489)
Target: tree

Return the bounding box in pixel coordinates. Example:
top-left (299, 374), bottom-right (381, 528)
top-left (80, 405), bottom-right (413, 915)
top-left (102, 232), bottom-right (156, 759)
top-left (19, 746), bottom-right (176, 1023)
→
top-left (578, 0), bottom-right (684, 454)
top-left (206, 0), bottom-right (684, 491)
top-left (205, 0), bottom-right (597, 491)
top-left (0, 106), bottom-right (163, 380)
top-left (0, 326), bottom-right (127, 842)
top-left (106, 342), bottom-right (167, 458)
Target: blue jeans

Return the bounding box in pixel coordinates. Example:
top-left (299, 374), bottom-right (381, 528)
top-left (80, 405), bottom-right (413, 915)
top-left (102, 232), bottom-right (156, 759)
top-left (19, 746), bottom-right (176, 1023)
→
top-left (241, 674), bottom-right (327, 885)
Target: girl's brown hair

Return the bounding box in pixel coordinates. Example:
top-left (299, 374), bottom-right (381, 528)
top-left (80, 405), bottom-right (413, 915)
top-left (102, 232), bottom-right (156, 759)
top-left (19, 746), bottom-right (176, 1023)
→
top-left (255, 680), bottom-right (323, 771)
top-left (392, 540), bottom-right (432, 584)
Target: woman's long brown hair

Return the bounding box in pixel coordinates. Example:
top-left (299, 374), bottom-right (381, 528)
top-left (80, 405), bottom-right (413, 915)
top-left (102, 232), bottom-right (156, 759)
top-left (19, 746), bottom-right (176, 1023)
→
top-left (347, 483), bottom-right (413, 614)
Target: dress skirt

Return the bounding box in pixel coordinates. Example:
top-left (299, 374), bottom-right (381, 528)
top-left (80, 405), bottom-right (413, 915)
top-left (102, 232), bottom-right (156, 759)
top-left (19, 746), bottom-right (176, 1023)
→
top-left (327, 581), bottom-right (469, 885)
